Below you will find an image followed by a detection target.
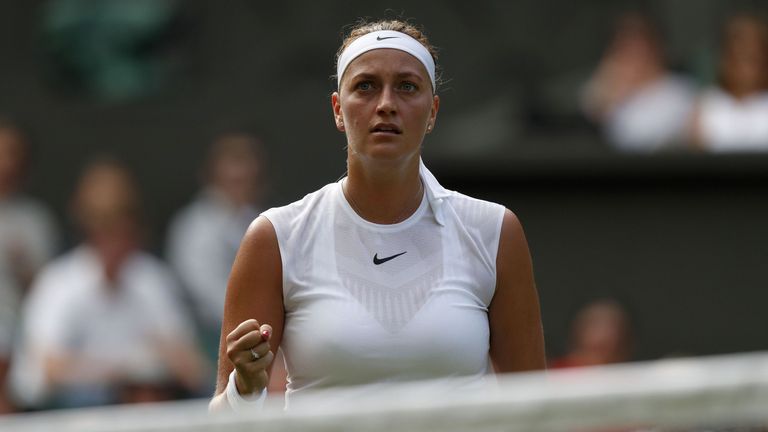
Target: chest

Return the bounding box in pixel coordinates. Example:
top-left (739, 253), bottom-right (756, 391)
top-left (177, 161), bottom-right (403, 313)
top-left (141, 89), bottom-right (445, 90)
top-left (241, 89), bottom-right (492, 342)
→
top-left (280, 215), bottom-right (495, 388)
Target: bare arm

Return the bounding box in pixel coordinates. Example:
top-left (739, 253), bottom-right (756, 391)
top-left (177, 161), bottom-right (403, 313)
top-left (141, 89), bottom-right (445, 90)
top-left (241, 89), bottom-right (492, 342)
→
top-left (488, 210), bottom-right (546, 373)
top-left (209, 216), bottom-right (284, 410)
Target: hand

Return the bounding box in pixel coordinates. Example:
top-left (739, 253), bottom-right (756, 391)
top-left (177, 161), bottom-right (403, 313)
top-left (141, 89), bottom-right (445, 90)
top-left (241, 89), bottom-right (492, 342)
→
top-left (226, 319), bottom-right (273, 395)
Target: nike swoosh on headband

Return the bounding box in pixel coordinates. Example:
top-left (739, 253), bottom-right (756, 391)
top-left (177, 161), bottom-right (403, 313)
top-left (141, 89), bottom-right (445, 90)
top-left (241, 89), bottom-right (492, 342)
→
top-left (337, 30), bottom-right (436, 90)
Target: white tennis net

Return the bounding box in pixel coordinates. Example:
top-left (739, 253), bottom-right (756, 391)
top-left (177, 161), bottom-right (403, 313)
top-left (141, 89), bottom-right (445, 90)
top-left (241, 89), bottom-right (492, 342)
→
top-left (2, 351), bottom-right (768, 432)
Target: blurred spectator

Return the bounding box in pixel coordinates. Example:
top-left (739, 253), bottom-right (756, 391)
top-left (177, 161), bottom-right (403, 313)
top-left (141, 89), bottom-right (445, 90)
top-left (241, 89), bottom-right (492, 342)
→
top-left (550, 299), bottom-right (633, 369)
top-left (690, 14), bottom-right (768, 152)
top-left (0, 119), bottom-right (58, 413)
top-left (581, 12), bottom-right (696, 152)
top-left (9, 159), bottom-right (209, 409)
top-left (166, 133), bottom-right (267, 363)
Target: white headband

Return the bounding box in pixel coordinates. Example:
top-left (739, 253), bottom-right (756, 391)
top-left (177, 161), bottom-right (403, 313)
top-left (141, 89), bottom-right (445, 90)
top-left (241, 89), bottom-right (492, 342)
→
top-left (336, 30), bottom-right (436, 91)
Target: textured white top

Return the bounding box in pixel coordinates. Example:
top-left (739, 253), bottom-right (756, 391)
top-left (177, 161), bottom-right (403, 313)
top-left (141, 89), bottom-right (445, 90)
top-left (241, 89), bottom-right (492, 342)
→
top-left (262, 161), bottom-right (505, 406)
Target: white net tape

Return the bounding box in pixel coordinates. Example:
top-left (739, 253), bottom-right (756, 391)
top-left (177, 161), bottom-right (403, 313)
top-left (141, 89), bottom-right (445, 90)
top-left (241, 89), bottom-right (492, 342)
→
top-left (2, 351), bottom-right (768, 432)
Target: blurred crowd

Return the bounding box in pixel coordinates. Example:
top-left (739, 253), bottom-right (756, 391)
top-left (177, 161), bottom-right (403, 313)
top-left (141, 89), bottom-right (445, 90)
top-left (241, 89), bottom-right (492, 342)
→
top-left (583, 12), bottom-right (768, 153)
top-left (1, 9), bottom-right (768, 415)
top-left (0, 124), bottom-right (287, 413)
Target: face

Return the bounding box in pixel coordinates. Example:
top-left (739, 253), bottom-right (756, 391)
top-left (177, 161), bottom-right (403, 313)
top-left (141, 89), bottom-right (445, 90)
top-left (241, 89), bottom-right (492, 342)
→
top-left (210, 136), bottom-right (262, 205)
top-left (332, 48), bottom-right (439, 163)
top-left (74, 165), bottom-right (142, 278)
top-left (573, 302), bottom-right (630, 362)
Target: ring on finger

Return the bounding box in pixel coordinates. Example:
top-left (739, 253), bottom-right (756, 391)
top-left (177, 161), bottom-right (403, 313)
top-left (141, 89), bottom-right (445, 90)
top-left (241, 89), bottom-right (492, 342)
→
top-left (250, 347), bottom-right (260, 360)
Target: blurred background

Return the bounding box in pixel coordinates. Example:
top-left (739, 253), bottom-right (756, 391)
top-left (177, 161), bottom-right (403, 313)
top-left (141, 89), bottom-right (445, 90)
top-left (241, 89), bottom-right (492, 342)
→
top-left (1, 0), bottom-right (768, 413)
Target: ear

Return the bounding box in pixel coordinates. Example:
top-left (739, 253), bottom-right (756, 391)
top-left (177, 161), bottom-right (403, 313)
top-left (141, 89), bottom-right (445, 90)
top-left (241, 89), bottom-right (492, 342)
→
top-left (427, 94), bottom-right (440, 133)
top-left (331, 92), bottom-right (345, 132)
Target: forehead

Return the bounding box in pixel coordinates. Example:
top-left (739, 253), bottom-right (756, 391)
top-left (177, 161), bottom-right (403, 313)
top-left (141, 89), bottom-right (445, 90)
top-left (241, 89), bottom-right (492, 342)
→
top-left (343, 48), bottom-right (430, 81)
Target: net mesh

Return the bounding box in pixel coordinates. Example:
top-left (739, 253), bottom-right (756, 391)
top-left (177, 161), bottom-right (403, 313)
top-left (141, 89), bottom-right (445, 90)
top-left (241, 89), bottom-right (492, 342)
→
top-left (2, 351), bottom-right (767, 432)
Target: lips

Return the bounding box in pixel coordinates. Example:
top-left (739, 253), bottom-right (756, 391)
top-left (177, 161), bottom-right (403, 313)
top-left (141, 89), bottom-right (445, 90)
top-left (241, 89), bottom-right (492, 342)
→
top-left (370, 123), bottom-right (402, 134)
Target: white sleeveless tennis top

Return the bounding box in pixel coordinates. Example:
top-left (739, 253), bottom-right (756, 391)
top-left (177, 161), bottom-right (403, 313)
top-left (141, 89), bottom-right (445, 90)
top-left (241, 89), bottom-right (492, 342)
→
top-left (262, 160), bottom-right (505, 405)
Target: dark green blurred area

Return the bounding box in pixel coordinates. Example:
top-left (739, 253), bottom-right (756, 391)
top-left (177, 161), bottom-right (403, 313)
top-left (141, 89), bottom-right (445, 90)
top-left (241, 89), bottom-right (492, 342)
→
top-left (41, 0), bottom-right (179, 101)
top-left (1, 0), bottom-right (767, 361)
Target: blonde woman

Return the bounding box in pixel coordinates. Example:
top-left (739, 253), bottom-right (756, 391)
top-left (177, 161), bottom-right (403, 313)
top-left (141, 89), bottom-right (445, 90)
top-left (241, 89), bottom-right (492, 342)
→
top-left (210, 19), bottom-right (545, 412)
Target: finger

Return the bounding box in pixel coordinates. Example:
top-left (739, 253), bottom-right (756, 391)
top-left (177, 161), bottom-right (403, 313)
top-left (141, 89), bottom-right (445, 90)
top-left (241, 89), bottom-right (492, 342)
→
top-left (250, 350), bottom-right (275, 369)
top-left (235, 349), bottom-right (274, 373)
top-left (229, 339), bottom-right (270, 365)
top-left (226, 319), bottom-right (261, 343)
top-left (235, 351), bottom-right (275, 379)
top-left (259, 324), bottom-right (272, 341)
top-left (228, 338), bottom-right (269, 365)
top-left (231, 330), bottom-right (270, 354)
top-left (248, 341), bottom-right (272, 360)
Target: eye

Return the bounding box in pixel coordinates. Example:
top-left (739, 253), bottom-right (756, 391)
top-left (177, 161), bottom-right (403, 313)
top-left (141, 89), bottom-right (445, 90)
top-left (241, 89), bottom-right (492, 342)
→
top-left (356, 81), bottom-right (374, 91)
top-left (400, 81), bottom-right (417, 92)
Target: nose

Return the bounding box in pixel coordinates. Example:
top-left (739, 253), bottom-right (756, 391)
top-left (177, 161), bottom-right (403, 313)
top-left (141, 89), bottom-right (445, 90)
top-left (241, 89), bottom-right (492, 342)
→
top-left (376, 85), bottom-right (397, 115)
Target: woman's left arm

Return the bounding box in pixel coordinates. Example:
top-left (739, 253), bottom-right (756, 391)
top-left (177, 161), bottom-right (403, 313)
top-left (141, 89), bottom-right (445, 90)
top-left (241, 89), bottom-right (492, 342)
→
top-left (488, 209), bottom-right (546, 373)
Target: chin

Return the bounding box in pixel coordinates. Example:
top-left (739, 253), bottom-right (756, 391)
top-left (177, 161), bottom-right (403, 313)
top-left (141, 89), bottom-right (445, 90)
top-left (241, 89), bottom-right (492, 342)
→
top-left (359, 148), bottom-right (420, 167)
top-left (350, 135), bottom-right (420, 160)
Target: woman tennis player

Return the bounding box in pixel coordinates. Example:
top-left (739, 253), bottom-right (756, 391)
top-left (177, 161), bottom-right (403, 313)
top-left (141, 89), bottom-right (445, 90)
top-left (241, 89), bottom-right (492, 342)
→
top-left (210, 18), bottom-right (545, 411)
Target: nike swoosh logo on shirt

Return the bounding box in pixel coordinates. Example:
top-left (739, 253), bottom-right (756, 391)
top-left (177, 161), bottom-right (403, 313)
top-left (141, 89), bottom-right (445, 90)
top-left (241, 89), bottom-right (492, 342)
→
top-left (373, 251), bottom-right (407, 265)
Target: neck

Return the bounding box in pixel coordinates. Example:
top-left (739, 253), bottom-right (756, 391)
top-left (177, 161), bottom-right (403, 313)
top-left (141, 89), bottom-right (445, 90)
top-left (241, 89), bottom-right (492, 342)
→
top-left (728, 83), bottom-right (761, 100)
top-left (344, 156), bottom-right (423, 224)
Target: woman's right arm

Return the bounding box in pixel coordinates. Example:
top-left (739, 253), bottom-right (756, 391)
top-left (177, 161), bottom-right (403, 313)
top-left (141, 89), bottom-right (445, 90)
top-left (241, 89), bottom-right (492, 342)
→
top-left (209, 216), bottom-right (284, 412)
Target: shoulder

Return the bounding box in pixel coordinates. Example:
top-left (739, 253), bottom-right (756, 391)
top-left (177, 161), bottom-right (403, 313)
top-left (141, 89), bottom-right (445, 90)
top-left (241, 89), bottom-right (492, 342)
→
top-left (496, 209), bottom-right (531, 269)
top-left (241, 215), bottom-right (279, 249)
top-left (498, 209), bottom-right (526, 244)
top-left (36, 247), bottom-right (88, 281)
top-left (262, 183), bottom-right (337, 219)
top-left (7, 194), bottom-right (50, 213)
top-left (446, 191), bottom-right (506, 219)
top-left (444, 191), bottom-right (507, 237)
top-left (168, 193), bottom-right (219, 232)
top-left (26, 248), bottom-right (90, 306)
top-left (233, 215), bottom-right (281, 272)
top-left (261, 182), bottom-right (339, 239)
top-left (5, 195), bottom-right (56, 226)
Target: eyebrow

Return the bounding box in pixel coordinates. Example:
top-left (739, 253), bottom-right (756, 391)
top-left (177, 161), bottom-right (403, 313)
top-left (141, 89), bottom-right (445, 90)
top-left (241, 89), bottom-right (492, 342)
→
top-left (349, 71), bottom-right (425, 82)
